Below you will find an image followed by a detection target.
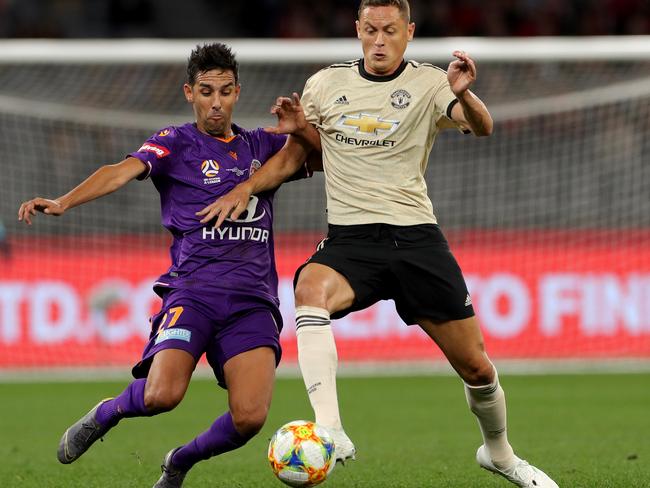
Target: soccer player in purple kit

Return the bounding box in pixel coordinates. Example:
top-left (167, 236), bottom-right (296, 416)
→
top-left (17, 43), bottom-right (316, 488)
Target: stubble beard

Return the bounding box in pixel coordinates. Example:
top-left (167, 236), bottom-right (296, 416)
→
top-left (204, 118), bottom-right (228, 138)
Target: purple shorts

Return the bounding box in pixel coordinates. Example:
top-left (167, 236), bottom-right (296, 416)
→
top-left (132, 287), bottom-right (282, 388)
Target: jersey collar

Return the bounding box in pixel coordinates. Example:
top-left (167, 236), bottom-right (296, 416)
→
top-left (358, 58), bottom-right (407, 82)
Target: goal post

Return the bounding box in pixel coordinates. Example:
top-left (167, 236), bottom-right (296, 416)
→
top-left (1, 37), bottom-right (650, 374)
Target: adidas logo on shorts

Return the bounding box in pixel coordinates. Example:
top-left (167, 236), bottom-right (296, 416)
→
top-left (316, 237), bottom-right (328, 251)
top-left (465, 294), bottom-right (473, 307)
top-left (334, 95), bottom-right (349, 105)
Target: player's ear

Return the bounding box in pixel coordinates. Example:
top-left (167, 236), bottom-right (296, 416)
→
top-left (407, 22), bottom-right (415, 42)
top-left (183, 83), bottom-right (193, 103)
top-left (235, 84), bottom-right (241, 102)
top-left (355, 20), bottom-right (362, 39)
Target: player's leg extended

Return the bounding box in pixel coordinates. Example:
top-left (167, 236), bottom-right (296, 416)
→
top-left (294, 262), bottom-right (356, 461)
top-left (155, 347), bottom-right (276, 488)
top-left (419, 317), bottom-right (513, 462)
top-left (419, 317), bottom-right (558, 488)
top-left (57, 349), bottom-right (194, 464)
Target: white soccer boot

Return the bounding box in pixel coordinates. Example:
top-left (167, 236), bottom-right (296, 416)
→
top-left (329, 428), bottom-right (356, 464)
top-left (477, 445), bottom-right (559, 488)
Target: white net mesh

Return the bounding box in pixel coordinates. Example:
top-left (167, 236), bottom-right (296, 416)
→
top-left (2, 39), bottom-right (650, 371)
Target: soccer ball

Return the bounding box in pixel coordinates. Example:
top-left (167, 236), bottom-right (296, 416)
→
top-left (268, 420), bottom-right (336, 487)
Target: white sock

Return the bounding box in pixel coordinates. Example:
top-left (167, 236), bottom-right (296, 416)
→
top-left (464, 368), bottom-right (515, 468)
top-left (295, 306), bottom-right (342, 430)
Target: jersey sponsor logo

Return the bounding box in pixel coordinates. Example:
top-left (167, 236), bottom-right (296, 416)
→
top-left (154, 328), bottom-right (191, 344)
top-left (138, 143), bottom-right (170, 158)
top-left (201, 160), bottom-right (221, 184)
top-left (335, 133), bottom-right (397, 148)
top-left (202, 196), bottom-right (269, 242)
top-left (202, 225), bottom-right (270, 243)
top-left (391, 89), bottom-right (411, 109)
top-left (158, 129), bottom-right (171, 137)
top-left (465, 294), bottom-right (473, 307)
top-left (226, 195), bottom-right (266, 223)
top-left (336, 113), bottom-right (400, 136)
top-left (203, 195), bottom-right (268, 233)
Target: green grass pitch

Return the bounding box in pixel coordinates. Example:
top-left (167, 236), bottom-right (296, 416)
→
top-left (1, 373), bottom-right (648, 487)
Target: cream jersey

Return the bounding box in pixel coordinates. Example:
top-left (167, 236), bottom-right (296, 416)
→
top-left (301, 59), bottom-right (466, 226)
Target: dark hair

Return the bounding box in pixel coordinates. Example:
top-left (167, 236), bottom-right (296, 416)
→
top-left (358, 0), bottom-right (410, 22)
top-left (186, 43), bottom-right (239, 85)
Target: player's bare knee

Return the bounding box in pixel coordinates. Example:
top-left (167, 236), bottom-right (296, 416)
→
top-left (294, 279), bottom-right (328, 308)
top-left (459, 358), bottom-right (496, 386)
top-left (143, 384), bottom-right (184, 413)
top-left (231, 406), bottom-right (268, 437)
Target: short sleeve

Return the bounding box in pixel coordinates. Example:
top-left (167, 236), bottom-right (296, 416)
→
top-left (432, 76), bottom-right (468, 133)
top-left (252, 129), bottom-right (287, 166)
top-left (265, 132), bottom-right (288, 159)
top-left (301, 73), bottom-right (322, 126)
top-left (128, 127), bottom-right (175, 180)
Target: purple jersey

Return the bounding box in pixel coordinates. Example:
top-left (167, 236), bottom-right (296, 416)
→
top-left (129, 122), bottom-right (288, 305)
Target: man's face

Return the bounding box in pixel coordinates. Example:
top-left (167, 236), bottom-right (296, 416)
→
top-left (356, 6), bottom-right (414, 76)
top-left (184, 69), bottom-right (240, 138)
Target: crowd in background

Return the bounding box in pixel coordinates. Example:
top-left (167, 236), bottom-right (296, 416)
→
top-left (1, 0), bottom-right (649, 38)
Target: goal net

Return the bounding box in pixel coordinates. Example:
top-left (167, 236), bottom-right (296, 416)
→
top-left (1, 38), bottom-right (650, 374)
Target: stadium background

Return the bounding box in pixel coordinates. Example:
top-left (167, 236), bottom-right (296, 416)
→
top-left (1, 3), bottom-right (650, 488)
top-left (1, 0), bottom-right (650, 374)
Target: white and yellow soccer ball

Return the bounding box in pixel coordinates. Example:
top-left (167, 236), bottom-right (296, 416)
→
top-left (268, 420), bottom-right (336, 487)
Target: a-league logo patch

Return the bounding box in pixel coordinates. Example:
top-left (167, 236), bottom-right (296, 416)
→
top-left (201, 160), bottom-right (221, 184)
top-left (391, 89), bottom-right (411, 109)
top-left (201, 160), bottom-right (220, 178)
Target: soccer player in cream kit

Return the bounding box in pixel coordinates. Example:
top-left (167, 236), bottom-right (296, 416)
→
top-left (18, 43), bottom-right (315, 487)
top-left (207, 1), bottom-right (560, 487)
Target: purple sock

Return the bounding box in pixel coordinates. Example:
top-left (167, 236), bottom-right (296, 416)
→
top-left (171, 412), bottom-right (251, 472)
top-left (95, 378), bottom-right (151, 428)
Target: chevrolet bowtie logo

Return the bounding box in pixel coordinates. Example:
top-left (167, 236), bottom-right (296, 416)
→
top-left (336, 113), bottom-right (399, 135)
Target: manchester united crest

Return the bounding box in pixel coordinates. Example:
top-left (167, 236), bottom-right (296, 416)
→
top-left (391, 89), bottom-right (411, 109)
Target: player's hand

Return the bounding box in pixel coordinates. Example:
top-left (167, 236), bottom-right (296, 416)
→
top-left (447, 50), bottom-right (477, 96)
top-left (196, 184), bottom-right (252, 228)
top-left (18, 197), bottom-right (65, 224)
top-left (265, 93), bottom-right (308, 135)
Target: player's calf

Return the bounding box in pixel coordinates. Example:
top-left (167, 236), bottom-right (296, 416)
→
top-left (57, 399), bottom-right (114, 464)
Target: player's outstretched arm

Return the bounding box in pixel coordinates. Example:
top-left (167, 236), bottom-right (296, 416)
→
top-left (448, 50), bottom-right (493, 137)
top-left (265, 92), bottom-right (322, 152)
top-left (197, 135), bottom-right (312, 229)
top-left (18, 157), bottom-right (146, 224)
